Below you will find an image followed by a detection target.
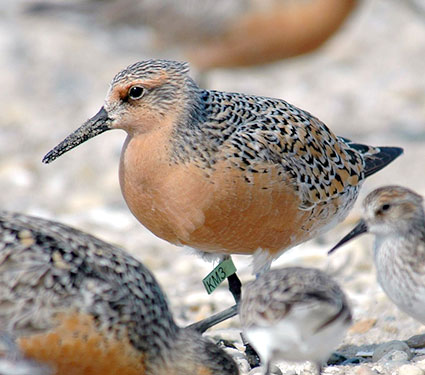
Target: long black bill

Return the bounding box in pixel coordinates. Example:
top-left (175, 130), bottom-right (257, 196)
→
top-left (42, 106), bottom-right (112, 164)
top-left (328, 219), bottom-right (368, 255)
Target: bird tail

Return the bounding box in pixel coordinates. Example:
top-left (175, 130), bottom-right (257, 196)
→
top-left (340, 138), bottom-right (404, 178)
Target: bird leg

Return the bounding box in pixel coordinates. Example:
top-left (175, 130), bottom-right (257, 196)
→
top-left (187, 304), bottom-right (238, 333)
top-left (240, 332), bottom-right (261, 368)
top-left (265, 361), bottom-right (272, 375)
top-left (228, 272), bottom-right (242, 303)
top-left (315, 361), bottom-right (323, 375)
top-left (187, 265), bottom-right (242, 332)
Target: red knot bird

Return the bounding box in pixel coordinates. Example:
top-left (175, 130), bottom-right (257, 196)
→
top-left (183, 0), bottom-right (358, 69)
top-left (329, 185), bottom-right (425, 325)
top-left (239, 267), bottom-right (352, 375)
top-left (27, 0), bottom-right (357, 70)
top-left (0, 211), bottom-right (239, 375)
top-left (42, 59), bottom-right (402, 316)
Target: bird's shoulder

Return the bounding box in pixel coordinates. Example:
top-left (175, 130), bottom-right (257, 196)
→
top-left (199, 90), bottom-right (365, 204)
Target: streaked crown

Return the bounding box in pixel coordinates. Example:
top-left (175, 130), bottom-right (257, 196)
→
top-left (111, 59), bottom-right (190, 86)
top-left (362, 185), bottom-right (424, 235)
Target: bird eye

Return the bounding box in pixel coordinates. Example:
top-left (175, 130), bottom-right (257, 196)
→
top-left (128, 86), bottom-right (145, 100)
top-left (376, 203), bottom-right (391, 216)
top-left (381, 204), bottom-right (391, 211)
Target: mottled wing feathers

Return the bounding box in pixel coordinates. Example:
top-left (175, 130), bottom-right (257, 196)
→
top-left (0, 211), bottom-right (177, 355)
top-left (339, 138), bottom-right (403, 179)
top-left (199, 90), bottom-right (367, 207)
top-left (240, 267), bottom-right (350, 329)
top-left (169, 84), bottom-right (403, 211)
top-left (361, 146), bottom-right (403, 178)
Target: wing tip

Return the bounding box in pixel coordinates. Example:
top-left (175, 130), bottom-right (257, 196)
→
top-left (364, 146), bottom-right (404, 178)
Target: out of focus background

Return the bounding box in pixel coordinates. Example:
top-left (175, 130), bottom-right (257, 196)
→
top-left (1, 0), bottom-right (425, 373)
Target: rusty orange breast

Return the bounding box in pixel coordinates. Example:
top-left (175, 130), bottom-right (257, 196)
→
top-left (120, 136), bottom-right (312, 255)
top-left (18, 314), bottom-right (145, 375)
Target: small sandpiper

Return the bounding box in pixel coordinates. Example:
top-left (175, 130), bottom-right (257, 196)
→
top-left (239, 267), bottom-right (352, 374)
top-left (329, 185), bottom-right (425, 325)
top-left (0, 210), bottom-right (239, 375)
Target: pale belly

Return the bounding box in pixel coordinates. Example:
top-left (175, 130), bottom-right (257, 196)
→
top-left (376, 247), bottom-right (425, 324)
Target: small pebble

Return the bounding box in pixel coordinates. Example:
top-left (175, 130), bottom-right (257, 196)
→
top-left (300, 362), bottom-right (319, 375)
top-left (355, 365), bottom-right (378, 375)
top-left (383, 324), bottom-right (399, 334)
top-left (407, 335), bottom-right (425, 349)
top-left (414, 355), bottom-right (425, 365)
top-left (397, 364), bottom-right (424, 375)
top-left (248, 368), bottom-right (262, 375)
top-left (248, 364), bottom-right (282, 375)
top-left (373, 340), bottom-right (412, 362)
top-left (349, 319), bottom-right (377, 334)
top-left (380, 350), bottom-right (410, 363)
top-left (415, 357), bottom-right (425, 369)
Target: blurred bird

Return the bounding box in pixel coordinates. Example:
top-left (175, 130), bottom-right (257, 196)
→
top-left (0, 211), bottom-right (239, 375)
top-left (239, 267), bottom-right (352, 374)
top-left (26, 0), bottom-right (358, 70)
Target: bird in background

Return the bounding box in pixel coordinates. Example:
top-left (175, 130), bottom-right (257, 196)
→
top-left (43, 59), bottom-right (402, 328)
top-left (26, 0), bottom-right (358, 70)
top-left (239, 267), bottom-right (352, 375)
top-left (329, 185), bottom-right (425, 325)
top-left (0, 211), bottom-right (239, 375)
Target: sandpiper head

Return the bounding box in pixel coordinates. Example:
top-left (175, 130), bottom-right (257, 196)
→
top-left (362, 185), bottom-right (424, 235)
top-left (329, 185), bottom-right (424, 254)
top-left (42, 59), bottom-right (196, 164)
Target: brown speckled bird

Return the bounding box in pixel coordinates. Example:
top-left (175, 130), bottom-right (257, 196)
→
top-left (0, 211), bottom-right (239, 375)
top-left (42, 59), bottom-right (403, 306)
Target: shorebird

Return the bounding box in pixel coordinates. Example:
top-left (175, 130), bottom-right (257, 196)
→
top-left (329, 185), bottom-right (425, 325)
top-left (26, 0), bottom-right (358, 70)
top-left (239, 267), bottom-right (352, 375)
top-left (42, 59), bottom-right (403, 308)
top-left (183, 0), bottom-right (358, 69)
top-left (0, 211), bottom-right (239, 375)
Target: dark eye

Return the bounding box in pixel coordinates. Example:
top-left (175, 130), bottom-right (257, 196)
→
top-left (128, 86), bottom-right (145, 100)
top-left (376, 203), bottom-right (391, 216)
top-left (381, 204), bottom-right (391, 211)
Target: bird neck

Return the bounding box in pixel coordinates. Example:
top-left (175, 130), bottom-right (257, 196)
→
top-left (374, 220), bottom-right (425, 261)
top-left (168, 87), bottom-right (219, 166)
top-left (174, 80), bottom-right (206, 133)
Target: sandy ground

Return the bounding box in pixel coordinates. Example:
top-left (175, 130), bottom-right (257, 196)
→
top-left (1, 0), bottom-right (425, 374)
